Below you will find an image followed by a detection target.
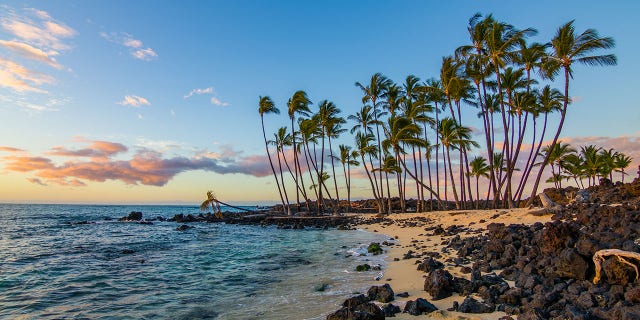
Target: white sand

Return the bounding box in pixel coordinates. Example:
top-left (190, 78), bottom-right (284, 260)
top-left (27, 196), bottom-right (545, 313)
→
top-left (356, 208), bottom-right (552, 319)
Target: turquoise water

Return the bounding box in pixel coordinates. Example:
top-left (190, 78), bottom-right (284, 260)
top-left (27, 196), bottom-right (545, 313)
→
top-left (0, 204), bottom-right (388, 319)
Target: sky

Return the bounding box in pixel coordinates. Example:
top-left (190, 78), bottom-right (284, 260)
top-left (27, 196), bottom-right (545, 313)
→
top-left (1, 1), bottom-right (639, 205)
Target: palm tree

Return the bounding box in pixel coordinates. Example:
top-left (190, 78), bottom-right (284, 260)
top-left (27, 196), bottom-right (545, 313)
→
top-left (258, 96), bottom-right (287, 212)
top-left (528, 21), bottom-right (616, 204)
top-left (355, 132), bottom-right (382, 211)
top-left (356, 73), bottom-right (392, 213)
top-left (271, 127), bottom-right (292, 215)
top-left (598, 148), bottom-right (619, 181)
top-left (580, 144), bottom-right (602, 186)
top-left (613, 153), bottom-right (633, 183)
top-left (438, 118), bottom-right (462, 208)
top-left (337, 145), bottom-right (359, 213)
top-left (539, 142), bottom-right (576, 188)
top-left (317, 100), bottom-right (343, 215)
top-left (516, 85), bottom-right (563, 201)
top-left (468, 156), bottom-right (490, 209)
top-left (200, 191), bottom-right (223, 219)
top-left (287, 90), bottom-right (312, 212)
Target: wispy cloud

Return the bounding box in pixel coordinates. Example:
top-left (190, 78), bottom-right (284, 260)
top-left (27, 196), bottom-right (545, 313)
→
top-left (100, 32), bottom-right (158, 61)
top-left (0, 40), bottom-right (62, 69)
top-left (118, 95), bottom-right (150, 107)
top-left (1, 7), bottom-right (75, 52)
top-left (46, 140), bottom-right (128, 160)
top-left (1, 140), bottom-right (272, 187)
top-left (0, 146), bottom-right (26, 153)
top-left (26, 177), bottom-right (47, 186)
top-left (183, 86), bottom-right (230, 106)
top-left (210, 96), bottom-right (230, 107)
top-left (0, 7), bottom-right (74, 96)
top-left (0, 57), bottom-right (54, 93)
top-left (184, 87), bottom-right (213, 99)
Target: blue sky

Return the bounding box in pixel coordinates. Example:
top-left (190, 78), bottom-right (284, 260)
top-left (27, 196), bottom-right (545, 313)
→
top-left (1, 1), bottom-right (639, 204)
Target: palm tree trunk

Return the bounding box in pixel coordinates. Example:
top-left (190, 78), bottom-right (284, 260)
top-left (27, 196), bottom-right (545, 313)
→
top-left (276, 146), bottom-right (291, 215)
top-left (361, 154), bottom-right (380, 207)
top-left (327, 135), bottom-right (340, 215)
top-left (304, 141), bottom-right (318, 200)
top-left (318, 130), bottom-right (325, 215)
top-left (261, 116), bottom-right (286, 212)
top-left (290, 117), bottom-right (300, 213)
top-left (446, 145), bottom-right (460, 209)
top-left (398, 156), bottom-right (442, 207)
top-left (527, 68), bottom-right (570, 206)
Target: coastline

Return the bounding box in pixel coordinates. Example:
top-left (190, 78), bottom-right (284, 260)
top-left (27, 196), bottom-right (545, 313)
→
top-left (353, 208), bottom-right (553, 319)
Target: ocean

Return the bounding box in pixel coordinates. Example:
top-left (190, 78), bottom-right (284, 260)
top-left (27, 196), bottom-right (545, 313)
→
top-left (0, 204), bottom-right (389, 320)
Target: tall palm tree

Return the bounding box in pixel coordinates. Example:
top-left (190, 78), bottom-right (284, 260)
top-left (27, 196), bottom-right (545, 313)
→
top-left (317, 100), bottom-right (343, 215)
top-left (258, 96), bottom-right (287, 212)
top-left (355, 132), bottom-right (382, 211)
top-left (337, 145), bottom-right (359, 213)
top-left (271, 127), bottom-right (292, 215)
top-left (613, 153), bottom-right (633, 183)
top-left (287, 90), bottom-right (312, 212)
top-left (516, 85), bottom-right (563, 201)
top-left (468, 156), bottom-right (490, 209)
top-left (528, 21), bottom-right (616, 204)
top-left (356, 73), bottom-right (392, 213)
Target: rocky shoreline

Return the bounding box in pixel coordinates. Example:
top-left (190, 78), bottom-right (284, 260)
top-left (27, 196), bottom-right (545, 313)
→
top-left (325, 178), bottom-right (640, 319)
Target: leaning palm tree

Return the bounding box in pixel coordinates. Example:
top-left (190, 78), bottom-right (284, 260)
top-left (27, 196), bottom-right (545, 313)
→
top-left (258, 96), bottom-right (287, 213)
top-left (355, 131), bottom-right (382, 212)
top-left (613, 153), bottom-right (633, 183)
top-left (356, 73), bottom-right (392, 213)
top-left (271, 127), bottom-right (292, 215)
top-left (200, 191), bottom-right (223, 219)
top-left (337, 145), bottom-right (359, 213)
top-left (287, 90), bottom-right (312, 212)
top-left (528, 21), bottom-right (616, 204)
top-left (468, 156), bottom-right (490, 209)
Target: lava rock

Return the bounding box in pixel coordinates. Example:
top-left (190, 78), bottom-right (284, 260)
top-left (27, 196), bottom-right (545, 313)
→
top-left (417, 257), bottom-right (444, 273)
top-left (423, 269), bottom-right (453, 300)
top-left (381, 303), bottom-right (401, 317)
top-left (403, 298), bottom-right (437, 315)
top-left (367, 283), bottom-right (394, 303)
top-left (458, 296), bottom-right (495, 313)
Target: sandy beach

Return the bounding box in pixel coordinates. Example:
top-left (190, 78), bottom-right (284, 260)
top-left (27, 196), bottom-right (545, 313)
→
top-left (356, 208), bottom-right (553, 319)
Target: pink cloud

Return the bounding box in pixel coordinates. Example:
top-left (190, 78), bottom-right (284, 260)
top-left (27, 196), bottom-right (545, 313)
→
top-left (1, 140), bottom-right (273, 187)
top-left (0, 146), bottom-right (26, 153)
top-left (47, 141), bottom-right (128, 159)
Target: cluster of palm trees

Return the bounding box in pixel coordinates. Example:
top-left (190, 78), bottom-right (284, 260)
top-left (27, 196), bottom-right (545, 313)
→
top-left (258, 13), bottom-right (621, 215)
top-left (541, 143), bottom-right (633, 189)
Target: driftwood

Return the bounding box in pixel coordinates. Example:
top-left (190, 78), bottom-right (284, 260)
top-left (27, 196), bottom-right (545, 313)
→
top-left (593, 249), bottom-right (640, 284)
top-left (529, 192), bottom-right (564, 216)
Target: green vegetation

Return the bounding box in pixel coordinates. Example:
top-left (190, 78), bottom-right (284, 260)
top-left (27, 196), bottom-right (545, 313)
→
top-left (355, 264), bottom-right (372, 272)
top-left (259, 13), bottom-right (623, 213)
top-left (367, 242), bottom-right (383, 255)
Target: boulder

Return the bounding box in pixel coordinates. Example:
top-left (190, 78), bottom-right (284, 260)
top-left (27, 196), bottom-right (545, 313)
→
top-left (381, 303), bottom-right (401, 317)
top-left (416, 257), bottom-right (444, 273)
top-left (554, 248), bottom-right (589, 280)
top-left (367, 284), bottom-right (394, 303)
top-left (423, 269), bottom-right (453, 300)
top-left (119, 211), bottom-right (143, 221)
top-left (458, 296), bottom-right (495, 313)
top-left (403, 298), bottom-right (437, 315)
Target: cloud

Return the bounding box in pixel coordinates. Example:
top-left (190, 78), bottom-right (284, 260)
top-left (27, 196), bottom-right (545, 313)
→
top-left (0, 7), bottom-right (74, 94)
top-left (0, 57), bottom-right (54, 92)
top-left (26, 177), bottom-right (47, 186)
top-left (100, 32), bottom-right (157, 61)
top-left (184, 87), bottom-right (213, 99)
top-left (211, 96), bottom-right (230, 107)
top-left (118, 95), bottom-right (150, 107)
top-left (0, 40), bottom-right (62, 69)
top-left (1, 140), bottom-right (273, 187)
top-left (0, 146), bottom-right (25, 153)
top-left (1, 7), bottom-right (76, 52)
top-left (183, 86), bottom-right (230, 106)
top-left (46, 140), bottom-right (128, 159)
